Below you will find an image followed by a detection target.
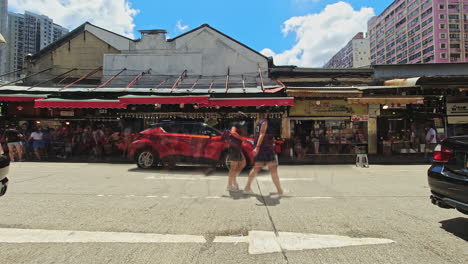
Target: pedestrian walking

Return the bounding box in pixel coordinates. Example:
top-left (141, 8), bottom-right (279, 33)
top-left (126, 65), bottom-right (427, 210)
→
top-left (225, 112), bottom-right (248, 192)
top-left (244, 113), bottom-right (285, 196)
top-left (4, 126), bottom-right (24, 162)
top-left (425, 123), bottom-right (437, 158)
top-left (29, 127), bottom-right (45, 161)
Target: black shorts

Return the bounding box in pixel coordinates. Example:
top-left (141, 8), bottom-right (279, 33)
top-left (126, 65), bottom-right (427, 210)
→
top-left (228, 148), bottom-right (244, 161)
top-left (254, 152), bottom-right (276, 162)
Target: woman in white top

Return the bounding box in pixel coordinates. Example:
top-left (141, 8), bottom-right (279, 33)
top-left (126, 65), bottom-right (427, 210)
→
top-left (29, 128), bottom-right (45, 160)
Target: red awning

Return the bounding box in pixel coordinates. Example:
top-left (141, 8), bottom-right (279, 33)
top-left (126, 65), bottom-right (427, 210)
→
top-left (202, 97), bottom-right (295, 107)
top-left (34, 99), bottom-right (127, 109)
top-left (0, 94), bottom-right (48, 102)
top-left (119, 95), bottom-right (209, 105)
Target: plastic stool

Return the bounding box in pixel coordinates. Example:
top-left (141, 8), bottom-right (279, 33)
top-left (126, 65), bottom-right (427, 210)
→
top-left (356, 154), bottom-right (369, 168)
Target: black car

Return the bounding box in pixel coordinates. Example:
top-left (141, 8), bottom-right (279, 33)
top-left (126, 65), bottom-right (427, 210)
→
top-left (428, 136), bottom-right (468, 215)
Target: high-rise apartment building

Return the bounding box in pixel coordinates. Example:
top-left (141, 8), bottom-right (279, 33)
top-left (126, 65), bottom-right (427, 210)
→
top-left (323, 32), bottom-right (370, 68)
top-left (368, 0), bottom-right (468, 65)
top-left (0, 0), bottom-right (8, 74)
top-left (5, 11), bottom-right (68, 74)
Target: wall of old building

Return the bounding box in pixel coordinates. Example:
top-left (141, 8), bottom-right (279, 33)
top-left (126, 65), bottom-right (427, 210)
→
top-left (26, 31), bottom-right (121, 85)
top-left (104, 26), bottom-right (268, 77)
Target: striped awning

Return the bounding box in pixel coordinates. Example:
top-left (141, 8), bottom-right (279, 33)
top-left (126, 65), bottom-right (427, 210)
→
top-left (34, 99), bottom-right (127, 109)
top-left (119, 95), bottom-right (210, 105)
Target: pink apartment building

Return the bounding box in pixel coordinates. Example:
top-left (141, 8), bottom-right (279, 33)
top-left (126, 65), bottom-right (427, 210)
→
top-left (368, 0), bottom-right (468, 65)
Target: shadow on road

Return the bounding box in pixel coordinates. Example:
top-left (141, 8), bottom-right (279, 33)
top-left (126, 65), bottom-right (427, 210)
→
top-left (439, 217), bottom-right (468, 242)
top-left (222, 191), bottom-right (290, 207)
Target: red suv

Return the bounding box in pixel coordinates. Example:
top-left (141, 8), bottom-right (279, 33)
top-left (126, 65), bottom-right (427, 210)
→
top-left (130, 121), bottom-right (255, 169)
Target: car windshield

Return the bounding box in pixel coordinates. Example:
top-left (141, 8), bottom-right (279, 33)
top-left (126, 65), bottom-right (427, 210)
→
top-left (1, 0), bottom-right (468, 263)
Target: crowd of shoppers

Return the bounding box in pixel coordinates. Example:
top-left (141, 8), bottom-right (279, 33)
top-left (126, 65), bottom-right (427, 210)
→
top-left (0, 122), bottom-right (135, 162)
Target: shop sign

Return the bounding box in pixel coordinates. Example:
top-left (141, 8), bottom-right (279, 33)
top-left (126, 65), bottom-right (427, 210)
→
top-left (351, 115), bottom-right (369, 122)
top-left (387, 104), bottom-right (406, 109)
top-left (60, 111), bottom-right (74, 117)
top-left (448, 116), bottom-right (468, 124)
top-left (289, 100), bottom-right (367, 117)
top-left (447, 102), bottom-right (468, 116)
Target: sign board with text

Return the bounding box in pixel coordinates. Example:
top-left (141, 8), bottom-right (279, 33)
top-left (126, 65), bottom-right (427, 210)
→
top-left (289, 100), bottom-right (367, 117)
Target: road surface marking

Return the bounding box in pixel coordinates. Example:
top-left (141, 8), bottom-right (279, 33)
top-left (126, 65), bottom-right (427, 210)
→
top-left (205, 196), bottom-right (222, 199)
top-left (215, 231), bottom-right (395, 255)
top-left (0, 229), bottom-right (393, 255)
top-left (0, 228), bottom-right (206, 244)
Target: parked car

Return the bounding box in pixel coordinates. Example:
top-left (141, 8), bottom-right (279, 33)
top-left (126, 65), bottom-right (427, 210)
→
top-left (130, 121), bottom-right (255, 169)
top-left (428, 136), bottom-right (468, 215)
top-left (0, 151), bottom-right (9, 197)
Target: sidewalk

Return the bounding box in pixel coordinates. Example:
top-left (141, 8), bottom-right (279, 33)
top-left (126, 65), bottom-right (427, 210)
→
top-left (278, 153), bottom-right (430, 165)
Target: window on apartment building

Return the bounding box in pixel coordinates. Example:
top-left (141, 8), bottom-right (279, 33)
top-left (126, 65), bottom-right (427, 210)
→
top-left (450, 43), bottom-right (460, 48)
top-left (449, 24), bottom-right (460, 29)
top-left (423, 55), bottom-right (434, 63)
top-left (449, 14), bottom-right (460, 20)
top-left (441, 53), bottom-right (447, 59)
top-left (450, 54), bottom-right (461, 61)
top-left (440, 33), bottom-right (447, 39)
top-left (440, 43), bottom-right (447, 49)
top-left (439, 4), bottom-right (445, 10)
top-left (439, 14), bottom-right (445, 20)
top-left (439, 23), bottom-right (446, 29)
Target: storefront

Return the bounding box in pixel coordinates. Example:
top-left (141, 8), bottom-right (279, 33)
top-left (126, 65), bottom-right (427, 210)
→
top-left (446, 97), bottom-right (468, 136)
top-left (287, 99), bottom-right (369, 158)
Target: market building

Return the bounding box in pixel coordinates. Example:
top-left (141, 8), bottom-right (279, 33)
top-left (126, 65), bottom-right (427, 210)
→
top-left (273, 63), bottom-right (468, 162)
top-left (0, 23), bottom-right (293, 161)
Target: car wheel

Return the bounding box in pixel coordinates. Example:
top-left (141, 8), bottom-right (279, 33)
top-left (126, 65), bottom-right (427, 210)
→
top-left (135, 149), bottom-right (157, 169)
top-left (219, 151), bottom-right (231, 170)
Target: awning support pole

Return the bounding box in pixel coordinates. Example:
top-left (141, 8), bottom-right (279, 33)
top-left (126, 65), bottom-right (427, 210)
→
top-left (190, 75), bottom-right (202, 91)
top-left (208, 80), bottom-right (215, 93)
top-left (155, 78), bottom-right (168, 89)
top-left (0, 68), bottom-right (52, 87)
top-left (95, 68), bottom-right (126, 90)
top-left (61, 66), bottom-right (103, 90)
top-left (28, 68), bottom-right (77, 90)
top-left (242, 75), bottom-right (246, 93)
top-left (258, 66), bottom-right (265, 92)
top-left (126, 69), bottom-right (151, 89)
top-left (224, 67), bottom-right (230, 93)
top-left (0, 69), bottom-right (23, 78)
top-left (171, 70), bottom-right (187, 92)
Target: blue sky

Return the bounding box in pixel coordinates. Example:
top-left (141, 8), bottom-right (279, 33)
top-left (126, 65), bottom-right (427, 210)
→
top-left (132, 0), bottom-right (393, 53)
top-left (10, 0), bottom-right (395, 67)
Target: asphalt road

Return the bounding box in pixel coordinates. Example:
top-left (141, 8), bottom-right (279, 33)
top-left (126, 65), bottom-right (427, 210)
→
top-left (0, 162), bottom-right (467, 264)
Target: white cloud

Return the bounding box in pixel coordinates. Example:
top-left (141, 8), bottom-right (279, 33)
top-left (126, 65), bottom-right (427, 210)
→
top-left (262, 1), bottom-right (374, 67)
top-left (176, 20), bottom-right (189, 32)
top-left (9, 0), bottom-right (139, 38)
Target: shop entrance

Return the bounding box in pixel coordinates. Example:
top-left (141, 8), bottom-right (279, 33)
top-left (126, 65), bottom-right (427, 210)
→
top-left (290, 118), bottom-right (368, 159)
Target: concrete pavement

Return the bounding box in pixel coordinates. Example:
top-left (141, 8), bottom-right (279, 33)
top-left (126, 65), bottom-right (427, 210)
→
top-left (0, 163), bottom-right (466, 263)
